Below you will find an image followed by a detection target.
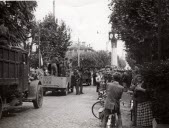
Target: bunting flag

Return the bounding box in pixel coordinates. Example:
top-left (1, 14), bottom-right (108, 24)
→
top-left (39, 52), bottom-right (43, 67)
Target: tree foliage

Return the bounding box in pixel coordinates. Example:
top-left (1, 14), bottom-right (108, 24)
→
top-left (109, 0), bottom-right (169, 66)
top-left (35, 14), bottom-right (72, 60)
top-left (95, 50), bottom-right (111, 68)
top-left (0, 1), bottom-right (37, 46)
top-left (29, 51), bottom-right (39, 68)
top-left (71, 50), bottom-right (111, 69)
top-left (140, 61), bottom-right (169, 123)
top-left (125, 52), bottom-right (136, 69)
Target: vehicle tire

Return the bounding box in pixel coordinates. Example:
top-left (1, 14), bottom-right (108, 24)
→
top-left (92, 101), bottom-right (104, 119)
top-left (33, 85), bottom-right (43, 109)
top-left (63, 84), bottom-right (69, 96)
top-left (70, 86), bottom-right (73, 93)
top-left (43, 90), bottom-right (46, 96)
top-left (0, 96), bottom-right (3, 119)
top-left (63, 89), bottom-right (68, 96)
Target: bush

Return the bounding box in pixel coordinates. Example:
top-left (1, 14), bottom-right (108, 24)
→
top-left (140, 61), bottom-right (169, 124)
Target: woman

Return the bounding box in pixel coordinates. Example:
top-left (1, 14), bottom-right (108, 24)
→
top-left (130, 75), bottom-right (153, 127)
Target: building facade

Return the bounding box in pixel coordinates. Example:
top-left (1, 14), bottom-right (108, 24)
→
top-left (65, 42), bottom-right (94, 59)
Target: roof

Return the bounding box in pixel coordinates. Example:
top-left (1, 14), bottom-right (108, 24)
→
top-left (68, 43), bottom-right (93, 51)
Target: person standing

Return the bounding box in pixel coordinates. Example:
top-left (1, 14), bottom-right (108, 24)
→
top-left (96, 72), bottom-right (101, 92)
top-left (102, 72), bottom-right (124, 128)
top-left (70, 70), bottom-right (76, 92)
top-left (121, 71), bottom-right (128, 92)
top-left (64, 58), bottom-right (69, 69)
top-left (130, 75), bottom-right (153, 127)
top-left (129, 67), bottom-right (142, 126)
top-left (75, 69), bottom-right (82, 95)
top-left (74, 69), bottom-right (79, 95)
top-left (87, 69), bottom-right (91, 86)
top-left (79, 68), bottom-right (84, 94)
top-left (51, 57), bottom-right (58, 76)
top-left (93, 68), bottom-right (97, 86)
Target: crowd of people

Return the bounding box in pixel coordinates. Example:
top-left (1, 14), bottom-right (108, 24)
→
top-left (29, 56), bottom-right (153, 127)
top-left (90, 66), bottom-right (153, 128)
top-left (42, 57), bottom-right (72, 77)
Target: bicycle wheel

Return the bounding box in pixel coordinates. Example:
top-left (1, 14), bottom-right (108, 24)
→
top-left (92, 101), bottom-right (104, 119)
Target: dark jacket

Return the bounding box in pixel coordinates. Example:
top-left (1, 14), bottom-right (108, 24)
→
top-left (105, 81), bottom-right (124, 110)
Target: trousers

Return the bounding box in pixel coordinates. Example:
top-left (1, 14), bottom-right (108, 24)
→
top-left (76, 80), bottom-right (83, 94)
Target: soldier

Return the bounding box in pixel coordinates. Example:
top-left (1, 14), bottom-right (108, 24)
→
top-left (51, 56), bottom-right (58, 76)
top-left (74, 69), bottom-right (80, 95)
top-left (79, 68), bottom-right (84, 94)
top-left (75, 68), bottom-right (83, 95)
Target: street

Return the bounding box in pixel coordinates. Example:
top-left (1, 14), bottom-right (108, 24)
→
top-left (0, 86), bottom-right (131, 128)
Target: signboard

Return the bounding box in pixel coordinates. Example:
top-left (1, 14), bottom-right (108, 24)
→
top-left (43, 76), bottom-right (67, 88)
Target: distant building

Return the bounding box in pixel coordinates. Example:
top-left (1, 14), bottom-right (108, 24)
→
top-left (65, 42), bottom-right (94, 59)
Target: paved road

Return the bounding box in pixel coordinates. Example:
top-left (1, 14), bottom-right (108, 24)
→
top-left (0, 86), bottom-right (131, 128)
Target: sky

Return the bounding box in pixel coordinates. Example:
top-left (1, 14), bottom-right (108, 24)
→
top-left (34, 0), bottom-right (125, 57)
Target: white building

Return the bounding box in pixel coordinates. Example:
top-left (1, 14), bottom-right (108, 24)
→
top-left (65, 42), bottom-right (94, 59)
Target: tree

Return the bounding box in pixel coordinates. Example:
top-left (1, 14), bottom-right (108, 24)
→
top-left (71, 52), bottom-right (96, 69)
top-left (0, 1), bottom-right (37, 47)
top-left (125, 52), bottom-right (136, 69)
top-left (109, 0), bottom-right (169, 66)
top-left (95, 50), bottom-right (111, 68)
top-left (71, 50), bottom-right (111, 69)
top-left (36, 13), bottom-right (72, 60)
top-left (29, 51), bottom-right (39, 68)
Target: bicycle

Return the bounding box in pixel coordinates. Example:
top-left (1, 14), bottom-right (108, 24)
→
top-left (106, 110), bottom-right (118, 128)
top-left (92, 90), bottom-right (119, 128)
top-left (92, 90), bottom-right (105, 119)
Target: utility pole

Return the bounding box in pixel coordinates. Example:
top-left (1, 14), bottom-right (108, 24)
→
top-left (38, 26), bottom-right (41, 68)
top-left (53, 0), bottom-right (55, 21)
top-left (78, 38), bottom-right (80, 67)
top-left (158, 0), bottom-right (162, 61)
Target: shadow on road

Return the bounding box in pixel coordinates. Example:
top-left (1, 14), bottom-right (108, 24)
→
top-left (2, 106), bottom-right (33, 118)
top-left (44, 91), bottom-right (73, 96)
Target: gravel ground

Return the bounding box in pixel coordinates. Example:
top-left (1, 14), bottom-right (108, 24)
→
top-left (0, 86), bottom-right (132, 128)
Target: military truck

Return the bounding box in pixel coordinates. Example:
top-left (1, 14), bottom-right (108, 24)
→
top-left (42, 62), bottom-right (73, 96)
top-left (0, 45), bottom-right (43, 118)
top-left (42, 75), bottom-right (72, 96)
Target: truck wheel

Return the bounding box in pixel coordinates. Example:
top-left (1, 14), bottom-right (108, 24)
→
top-left (63, 90), bottom-right (67, 96)
top-left (0, 96), bottom-right (3, 119)
top-left (63, 85), bottom-right (69, 96)
top-left (43, 91), bottom-right (46, 96)
top-left (33, 85), bottom-right (43, 109)
top-left (71, 86), bottom-right (74, 93)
